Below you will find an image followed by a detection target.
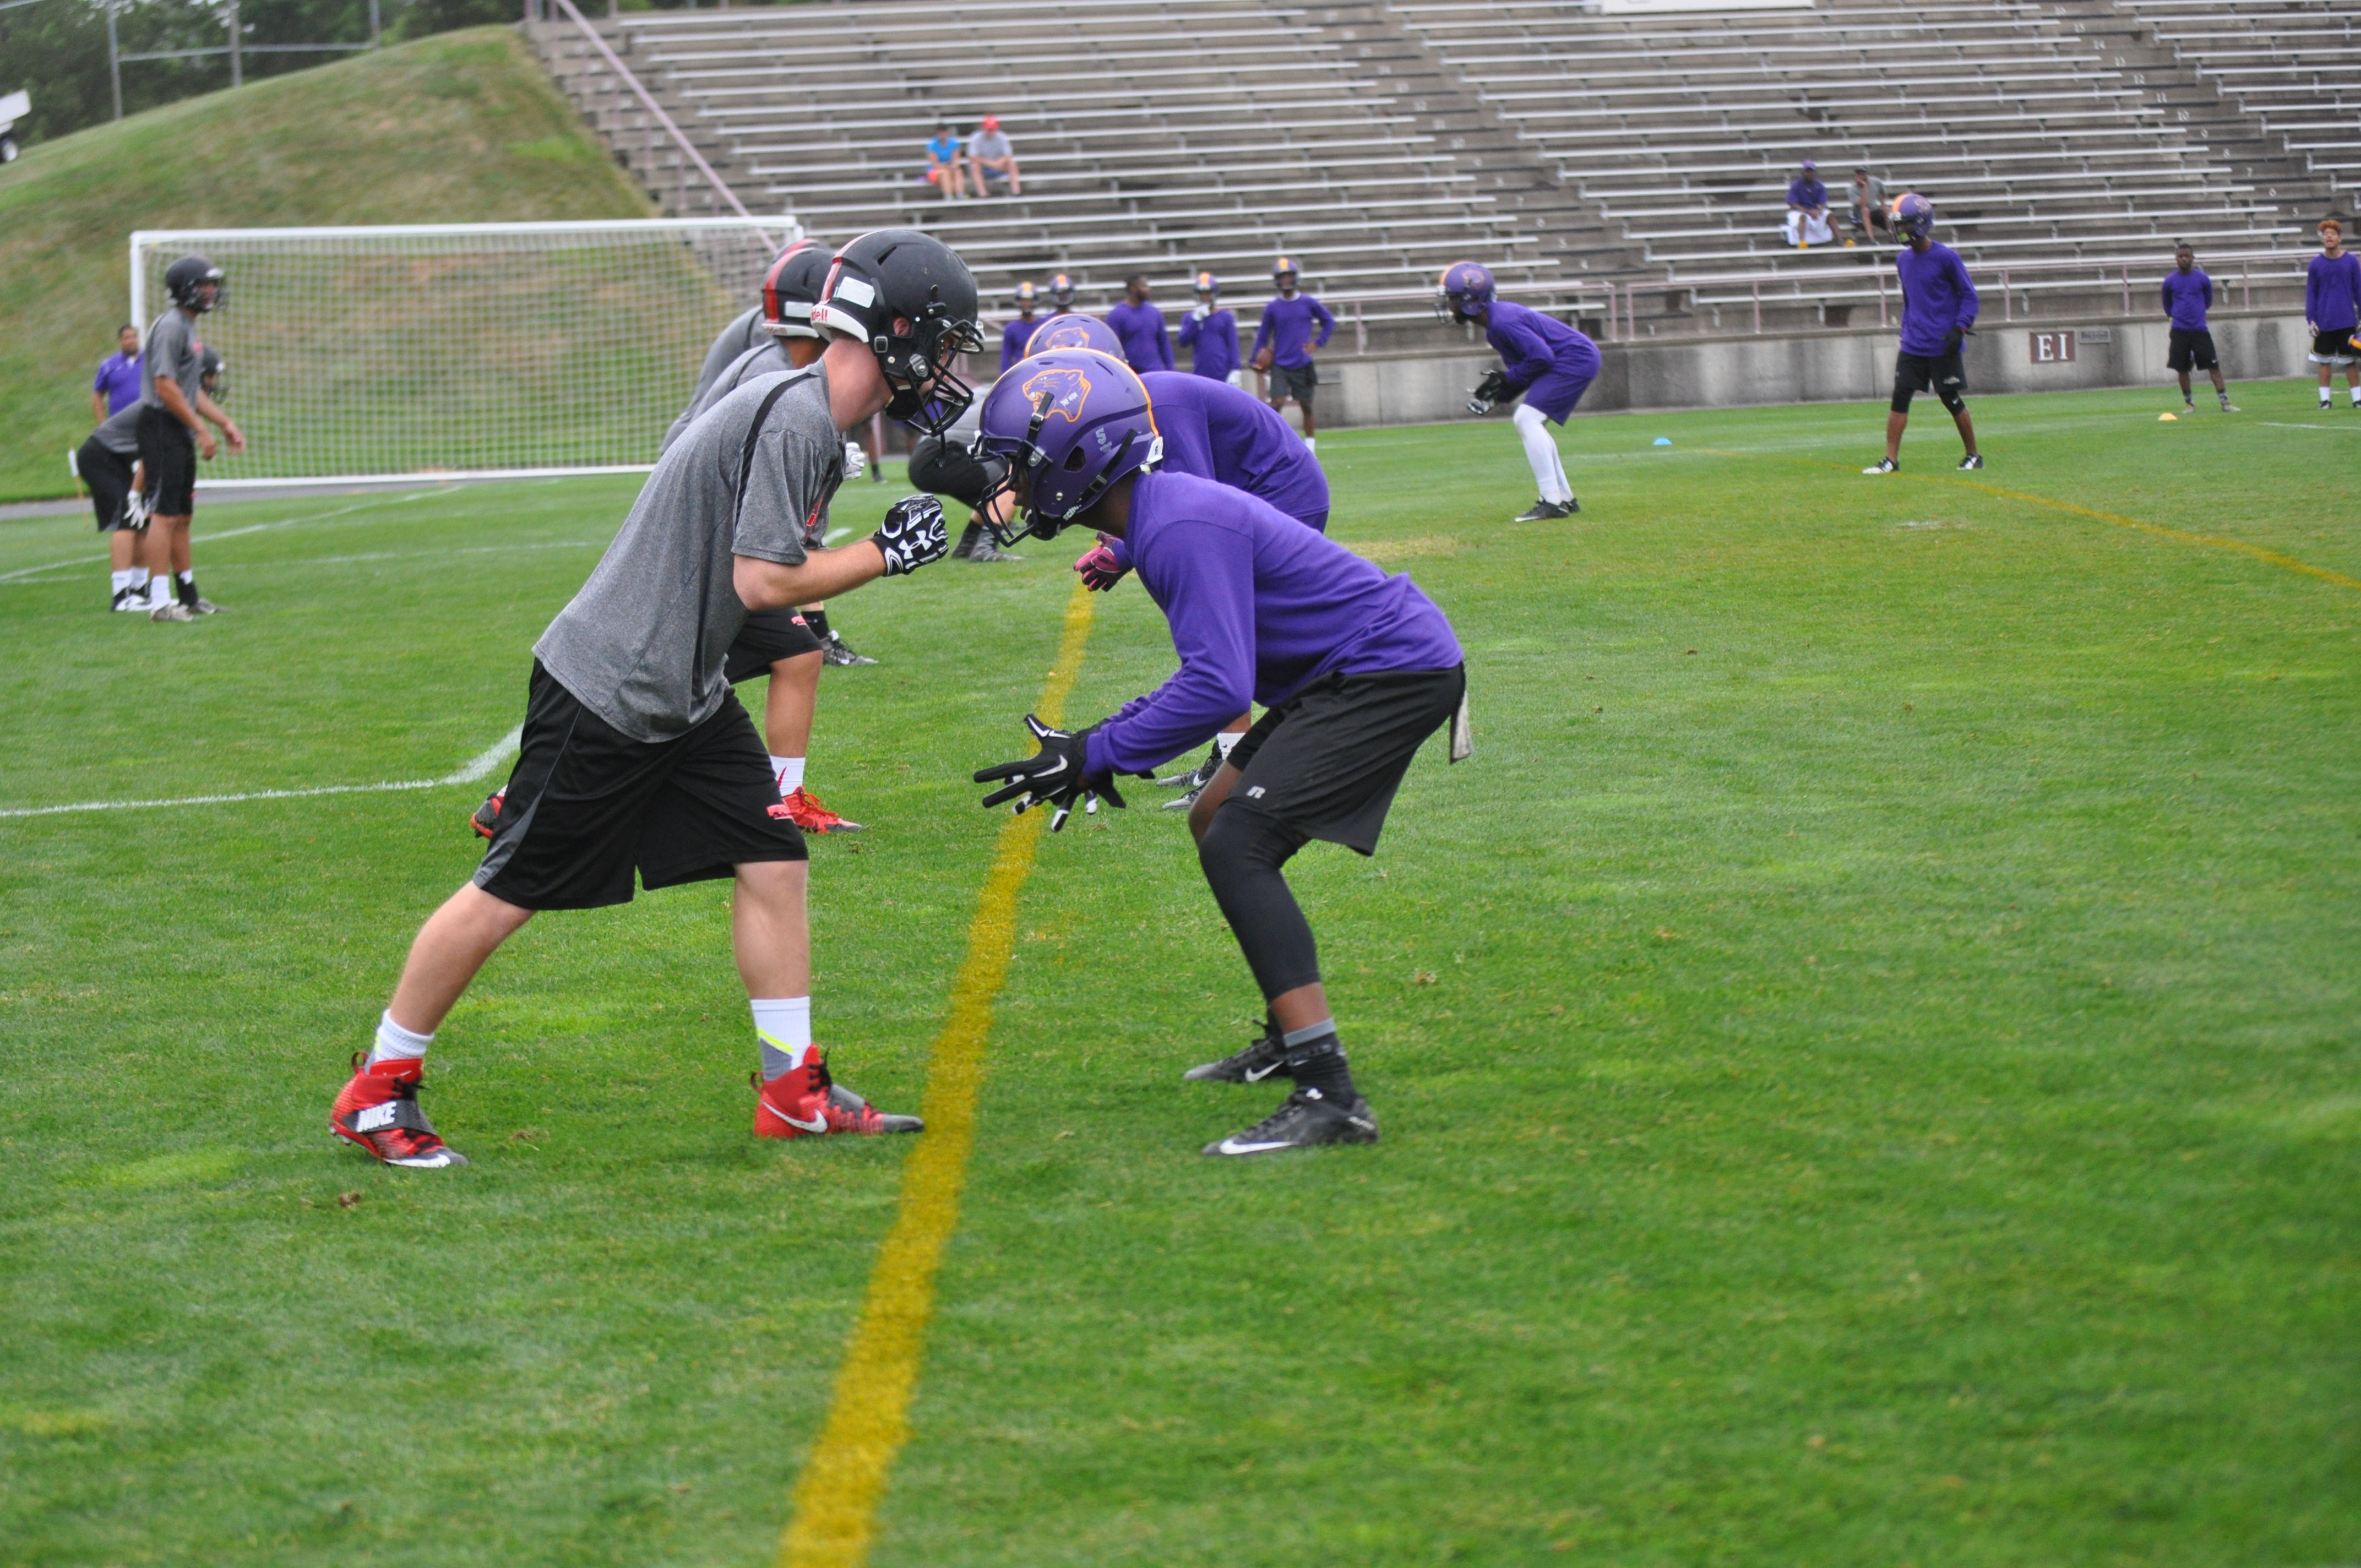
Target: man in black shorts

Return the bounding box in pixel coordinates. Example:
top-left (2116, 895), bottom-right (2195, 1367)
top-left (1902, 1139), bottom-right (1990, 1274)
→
top-left (80, 400), bottom-right (149, 612)
top-left (972, 350), bottom-right (1468, 1156)
top-left (1864, 194), bottom-right (1983, 474)
top-left (2161, 243), bottom-right (2237, 414)
top-left (138, 257), bottom-right (245, 621)
top-left (333, 230), bottom-right (978, 1169)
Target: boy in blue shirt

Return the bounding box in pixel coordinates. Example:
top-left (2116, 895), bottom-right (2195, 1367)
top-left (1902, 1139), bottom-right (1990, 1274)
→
top-left (1177, 271), bottom-right (1239, 383)
top-left (973, 349), bottom-right (1466, 1155)
top-left (1865, 194), bottom-right (1983, 473)
top-left (1104, 274), bottom-right (1174, 374)
top-left (923, 123), bottom-right (963, 201)
top-left (2162, 243), bottom-right (2236, 414)
top-left (1250, 256), bottom-right (1335, 449)
top-left (2305, 218), bottom-right (2361, 409)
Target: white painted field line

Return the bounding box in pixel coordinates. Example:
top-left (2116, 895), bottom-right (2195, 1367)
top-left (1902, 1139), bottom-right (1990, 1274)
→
top-left (0, 726), bottom-right (521, 820)
top-left (0, 493), bottom-right (431, 585)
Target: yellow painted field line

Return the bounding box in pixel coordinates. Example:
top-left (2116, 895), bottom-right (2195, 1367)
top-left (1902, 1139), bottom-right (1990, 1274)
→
top-left (1698, 447), bottom-right (2361, 595)
top-left (775, 579), bottom-right (1097, 1568)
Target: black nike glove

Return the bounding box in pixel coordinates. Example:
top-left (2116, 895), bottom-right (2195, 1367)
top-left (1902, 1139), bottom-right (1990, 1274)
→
top-left (974, 714), bottom-right (1128, 832)
top-left (1468, 369), bottom-right (1509, 415)
top-left (872, 495), bottom-right (949, 576)
top-left (1943, 326), bottom-right (1974, 351)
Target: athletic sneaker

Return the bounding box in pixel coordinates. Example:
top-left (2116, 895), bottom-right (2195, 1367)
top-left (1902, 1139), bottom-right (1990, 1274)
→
top-left (1863, 457), bottom-right (1898, 475)
top-left (1956, 454), bottom-right (1984, 470)
top-left (820, 632), bottom-right (878, 667)
top-left (963, 539), bottom-right (1024, 564)
top-left (781, 785), bottom-right (863, 834)
top-left (470, 788), bottom-right (505, 840)
top-left (149, 601), bottom-right (194, 623)
top-left (2218, 401), bottom-right (2241, 413)
top-left (110, 586), bottom-right (147, 613)
top-left (1158, 746), bottom-right (1221, 791)
top-left (752, 1054), bottom-right (922, 1138)
top-left (184, 594), bottom-right (225, 614)
top-left (1202, 1086), bottom-right (1379, 1156)
top-left (1162, 787), bottom-right (1202, 812)
top-left (1183, 1025), bottom-right (1290, 1084)
top-left (331, 1054), bottom-right (469, 1168)
top-left (1513, 499), bottom-right (1573, 522)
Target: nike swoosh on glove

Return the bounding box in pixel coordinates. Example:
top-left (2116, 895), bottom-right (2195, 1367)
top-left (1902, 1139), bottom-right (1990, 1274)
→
top-left (973, 715), bottom-right (1127, 831)
top-left (872, 495), bottom-right (949, 576)
top-left (1074, 535), bottom-right (1128, 592)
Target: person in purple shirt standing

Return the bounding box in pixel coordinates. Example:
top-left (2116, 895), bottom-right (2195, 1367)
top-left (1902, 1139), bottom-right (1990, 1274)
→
top-left (92, 324), bottom-right (142, 422)
top-left (2304, 217), bottom-right (2361, 410)
top-left (2162, 243), bottom-right (2237, 415)
top-left (1250, 256), bottom-right (1335, 449)
top-left (1865, 193), bottom-right (1982, 473)
top-left (1439, 260), bottom-right (1598, 521)
top-left (1177, 270), bottom-right (1239, 384)
top-left (1103, 275), bottom-right (1174, 375)
top-left (973, 350), bottom-right (1465, 1155)
top-left (1000, 280), bottom-right (1042, 373)
top-left (1067, 368), bottom-right (1334, 802)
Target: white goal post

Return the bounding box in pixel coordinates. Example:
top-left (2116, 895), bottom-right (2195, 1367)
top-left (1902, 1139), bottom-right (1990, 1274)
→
top-left (130, 218), bottom-right (799, 488)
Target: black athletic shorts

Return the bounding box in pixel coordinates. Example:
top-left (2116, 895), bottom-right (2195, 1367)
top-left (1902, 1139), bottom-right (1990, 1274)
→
top-left (2309, 328), bottom-right (2357, 364)
top-left (725, 607), bottom-right (824, 683)
top-left (135, 405), bottom-right (197, 515)
top-left (1270, 361), bottom-right (1319, 405)
top-left (2167, 328), bottom-right (2219, 372)
top-left (1892, 346), bottom-right (1967, 412)
top-left (473, 661), bottom-right (806, 912)
top-left (1221, 664), bottom-right (1466, 854)
top-left (77, 437), bottom-right (138, 532)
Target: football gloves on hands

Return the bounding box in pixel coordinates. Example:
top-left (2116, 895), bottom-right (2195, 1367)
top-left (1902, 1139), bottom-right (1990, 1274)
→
top-left (843, 439), bottom-right (869, 482)
top-left (1468, 369), bottom-right (1510, 415)
top-left (974, 714), bottom-right (1128, 832)
top-left (871, 496), bottom-right (949, 576)
top-left (1074, 535), bottom-right (1129, 592)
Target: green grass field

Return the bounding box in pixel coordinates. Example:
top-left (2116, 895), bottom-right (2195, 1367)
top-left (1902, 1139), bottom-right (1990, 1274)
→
top-left (2, 385), bottom-right (2356, 1567)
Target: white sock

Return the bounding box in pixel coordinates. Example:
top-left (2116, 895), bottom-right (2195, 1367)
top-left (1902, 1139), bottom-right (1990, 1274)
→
top-left (1514, 404), bottom-right (1573, 503)
top-left (129, 567), bottom-right (149, 589)
top-left (753, 996), bottom-right (813, 1079)
top-left (1302, 436), bottom-right (1315, 451)
top-left (111, 569), bottom-right (135, 595)
top-left (148, 575), bottom-right (175, 607)
top-left (371, 1010), bottom-right (433, 1068)
top-left (1215, 729), bottom-right (1243, 759)
top-left (2349, 387), bottom-right (2359, 405)
top-left (2322, 389), bottom-right (2333, 404)
top-left (771, 755), bottom-right (804, 796)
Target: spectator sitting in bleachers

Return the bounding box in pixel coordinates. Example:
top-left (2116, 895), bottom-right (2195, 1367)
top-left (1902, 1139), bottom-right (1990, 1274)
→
top-left (1848, 167), bottom-right (1889, 247)
top-left (924, 122), bottom-right (964, 201)
top-left (1105, 275), bottom-right (1174, 375)
top-left (1178, 271), bottom-right (1241, 386)
top-left (1784, 159), bottom-right (1834, 248)
top-left (967, 115), bottom-right (1021, 198)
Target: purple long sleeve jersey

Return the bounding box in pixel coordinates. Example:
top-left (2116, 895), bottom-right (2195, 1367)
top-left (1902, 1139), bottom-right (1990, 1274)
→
top-left (2161, 269), bottom-right (2212, 331)
top-left (1483, 300), bottom-right (1600, 398)
top-left (1896, 241), bottom-right (1979, 355)
top-left (1001, 314), bottom-right (1042, 373)
top-left (1250, 293), bottom-right (1335, 368)
top-left (1105, 300), bottom-right (1175, 373)
top-left (2306, 252), bottom-right (2361, 333)
top-left (1177, 306), bottom-right (1240, 380)
top-left (1097, 373), bottom-right (1329, 574)
top-left (1084, 471), bottom-right (1462, 779)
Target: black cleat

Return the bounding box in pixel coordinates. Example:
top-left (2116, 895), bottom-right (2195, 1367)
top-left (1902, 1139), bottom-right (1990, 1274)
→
top-left (1203, 1086), bottom-right (1379, 1156)
top-left (821, 632), bottom-right (878, 667)
top-left (1183, 1026), bottom-right (1290, 1084)
top-left (1863, 456), bottom-right (1898, 475)
top-left (1158, 744), bottom-right (1221, 790)
top-left (1956, 454), bottom-right (1984, 470)
top-left (1513, 499), bottom-right (1572, 522)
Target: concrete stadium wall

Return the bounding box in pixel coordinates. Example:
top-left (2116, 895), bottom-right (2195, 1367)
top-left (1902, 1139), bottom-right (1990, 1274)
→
top-left (1305, 314), bottom-right (2312, 428)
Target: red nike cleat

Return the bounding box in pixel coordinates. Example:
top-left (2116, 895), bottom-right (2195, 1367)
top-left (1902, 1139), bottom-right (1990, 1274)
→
top-left (779, 786), bottom-right (863, 834)
top-left (752, 1053), bottom-right (921, 1138)
top-left (470, 788), bottom-right (505, 840)
top-left (331, 1053), bottom-right (469, 1168)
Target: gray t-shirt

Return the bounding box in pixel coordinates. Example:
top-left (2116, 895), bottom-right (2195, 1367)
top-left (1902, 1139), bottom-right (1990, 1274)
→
top-left (686, 306), bottom-right (768, 417)
top-left (139, 308), bottom-right (203, 412)
top-left (661, 339), bottom-right (793, 456)
top-left (91, 402), bottom-right (143, 456)
top-left (536, 364), bottom-right (844, 742)
top-left (969, 129), bottom-right (1013, 162)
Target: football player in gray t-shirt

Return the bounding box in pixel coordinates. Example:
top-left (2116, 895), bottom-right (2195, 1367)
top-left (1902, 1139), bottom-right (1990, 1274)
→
top-left (333, 231), bottom-right (982, 1172)
top-left (137, 256), bottom-right (245, 621)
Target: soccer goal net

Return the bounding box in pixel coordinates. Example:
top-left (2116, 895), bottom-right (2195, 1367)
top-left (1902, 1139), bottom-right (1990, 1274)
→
top-left (130, 219), bottom-right (797, 487)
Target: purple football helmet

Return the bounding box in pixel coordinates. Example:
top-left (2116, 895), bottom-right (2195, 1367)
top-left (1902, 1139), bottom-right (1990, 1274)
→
top-left (1436, 259), bottom-right (1496, 322)
top-left (1024, 313), bottom-right (1125, 358)
top-left (1893, 192), bottom-right (1934, 240)
top-left (973, 348), bottom-right (1163, 542)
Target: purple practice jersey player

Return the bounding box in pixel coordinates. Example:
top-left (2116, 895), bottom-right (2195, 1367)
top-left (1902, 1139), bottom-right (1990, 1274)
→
top-left (2305, 217), bottom-right (2361, 409)
top-left (1438, 260), bottom-right (1599, 521)
top-left (1105, 274), bottom-right (1175, 374)
top-left (1000, 280), bottom-right (1042, 373)
top-left (1865, 193), bottom-right (1982, 473)
top-left (973, 349), bottom-right (1467, 1156)
top-left (1250, 257), bottom-right (1335, 445)
top-left (1177, 271), bottom-right (1239, 383)
top-left (2162, 243), bottom-right (2236, 414)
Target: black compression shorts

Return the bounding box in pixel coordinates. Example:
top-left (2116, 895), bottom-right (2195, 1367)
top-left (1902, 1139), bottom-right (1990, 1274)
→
top-left (1221, 665), bottom-right (1465, 854)
top-left (135, 405), bottom-right (197, 515)
top-left (725, 608), bottom-right (824, 683)
top-left (473, 661), bottom-right (806, 911)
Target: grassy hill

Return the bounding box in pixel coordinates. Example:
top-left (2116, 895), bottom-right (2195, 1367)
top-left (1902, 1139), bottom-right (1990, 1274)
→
top-left (0, 28), bottom-right (651, 503)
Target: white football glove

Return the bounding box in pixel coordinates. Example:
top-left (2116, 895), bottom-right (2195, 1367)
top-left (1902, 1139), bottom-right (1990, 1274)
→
top-left (843, 439), bottom-right (868, 482)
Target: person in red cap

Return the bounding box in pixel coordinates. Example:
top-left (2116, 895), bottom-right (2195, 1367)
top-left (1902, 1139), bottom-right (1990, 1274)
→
top-left (968, 115), bottom-right (1021, 198)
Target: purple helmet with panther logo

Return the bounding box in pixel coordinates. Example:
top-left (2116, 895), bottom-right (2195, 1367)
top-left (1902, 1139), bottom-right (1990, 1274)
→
top-left (974, 348), bottom-right (1162, 542)
top-left (1025, 313), bottom-right (1125, 358)
top-left (1436, 259), bottom-right (1496, 322)
top-left (1893, 192), bottom-right (1934, 240)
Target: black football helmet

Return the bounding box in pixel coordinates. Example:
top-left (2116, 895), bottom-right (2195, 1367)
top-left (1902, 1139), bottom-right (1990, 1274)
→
top-left (810, 230), bottom-right (983, 435)
top-left (165, 254), bottom-right (225, 313)
top-left (198, 345), bottom-right (226, 400)
top-left (761, 238), bottom-right (831, 340)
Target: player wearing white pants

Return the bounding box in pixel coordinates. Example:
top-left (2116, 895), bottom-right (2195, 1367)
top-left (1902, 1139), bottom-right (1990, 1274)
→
top-left (1513, 401), bottom-right (1574, 509)
top-left (1437, 259), bottom-right (1600, 521)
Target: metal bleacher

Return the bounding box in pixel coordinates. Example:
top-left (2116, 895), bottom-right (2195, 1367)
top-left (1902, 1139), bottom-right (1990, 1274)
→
top-left (2104, 0), bottom-right (2361, 197)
